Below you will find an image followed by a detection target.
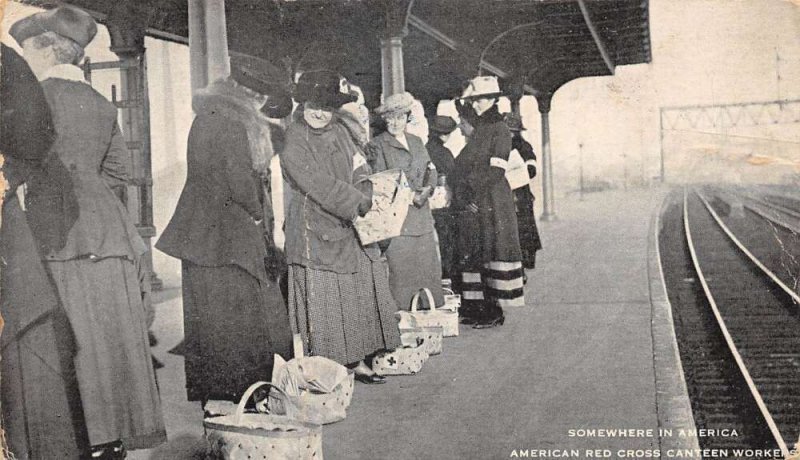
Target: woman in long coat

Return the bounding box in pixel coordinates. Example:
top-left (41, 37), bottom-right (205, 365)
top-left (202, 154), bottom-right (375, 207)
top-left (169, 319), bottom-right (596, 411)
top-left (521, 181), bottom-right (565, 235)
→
top-left (157, 57), bottom-right (294, 404)
top-left (367, 92), bottom-right (444, 310)
top-left (426, 115), bottom-right (459, 281)
top-left (505, 113), bottom-right (543, 269)
top-left (451, 76), bottom-right (524, 328)
top-left (0, 41), bottom-right (89, 459)
top-left (281, 70), bottom-right (400, 384)
top-left (10, 6), bottom-right (166, 454)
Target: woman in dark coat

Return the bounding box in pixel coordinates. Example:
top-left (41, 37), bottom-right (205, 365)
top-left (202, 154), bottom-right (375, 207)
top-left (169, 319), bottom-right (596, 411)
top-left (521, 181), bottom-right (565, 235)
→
top-left (11, 6), bottom-right (166, 454)
top-left (282, 70), bottom-right (400, 384)
top-left (451, 76), bottom-right (524, 328)
top-left (426, 115), bottom-right (459, 280)
top-left (505, 113), bottom-right (543, 269)
top-left (157, 57), bottom-right (294, 404)
top-left (367, 92), bottom-right (444, 311)
top-left (0, 41), bottom-right (89, 460)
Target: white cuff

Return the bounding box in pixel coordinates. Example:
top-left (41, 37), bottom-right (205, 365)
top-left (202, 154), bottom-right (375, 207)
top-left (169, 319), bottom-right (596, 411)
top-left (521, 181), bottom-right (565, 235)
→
top-left (16, 184), bottom-right (27, 211)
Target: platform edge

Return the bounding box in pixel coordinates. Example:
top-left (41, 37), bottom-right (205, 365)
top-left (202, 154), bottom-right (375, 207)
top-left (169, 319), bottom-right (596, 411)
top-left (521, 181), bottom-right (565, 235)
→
top-left (648, 191), bottom-right (701, 452)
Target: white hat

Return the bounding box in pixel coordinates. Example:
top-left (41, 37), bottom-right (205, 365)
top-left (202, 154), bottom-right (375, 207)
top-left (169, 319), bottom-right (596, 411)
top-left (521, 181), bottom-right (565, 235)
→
top-left (376, 91), bottom-right (415, 116)
top-left (461, 76), bottom-right (503, 100)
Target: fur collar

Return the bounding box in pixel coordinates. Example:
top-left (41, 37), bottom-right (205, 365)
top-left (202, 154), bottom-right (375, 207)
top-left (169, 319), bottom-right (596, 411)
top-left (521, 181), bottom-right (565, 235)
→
top-left (41, 64), bottom-right (87, 83)
top-left (193, 81), bottom-right (274, 175)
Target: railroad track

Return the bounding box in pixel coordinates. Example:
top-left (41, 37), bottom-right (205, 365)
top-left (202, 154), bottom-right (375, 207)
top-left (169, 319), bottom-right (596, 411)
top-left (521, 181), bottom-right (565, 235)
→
top-left (705, 187), bottom-right (800, 298)
top-left (764, 194), bottom-right (800, 218)
top-left (659, 187), bottom-right (800, 456)
top-left (736, 191), bottom-right (800, 233)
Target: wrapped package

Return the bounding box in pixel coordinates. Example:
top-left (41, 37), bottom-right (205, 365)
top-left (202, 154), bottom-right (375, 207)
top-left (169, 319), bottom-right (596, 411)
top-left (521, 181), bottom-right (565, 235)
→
top-left (353, 169), bottom-right (414, 245)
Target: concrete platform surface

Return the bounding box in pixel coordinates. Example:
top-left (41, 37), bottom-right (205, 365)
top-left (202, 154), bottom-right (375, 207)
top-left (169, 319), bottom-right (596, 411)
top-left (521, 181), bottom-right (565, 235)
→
top-left (134, 187), bottom-right (680, 460)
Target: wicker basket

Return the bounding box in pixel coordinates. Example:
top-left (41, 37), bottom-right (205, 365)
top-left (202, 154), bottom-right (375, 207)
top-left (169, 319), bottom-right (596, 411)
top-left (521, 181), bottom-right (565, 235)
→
top-left (441, 287), bottom-right (461, 313)
top-left (399, 326), bottom-right (443, 355)
top-left (371, 346), bottom-right (430, 375)
top-left (204, 382), bottom-right (323, 460)
top-left (396, 288), bottom-right (459, 337)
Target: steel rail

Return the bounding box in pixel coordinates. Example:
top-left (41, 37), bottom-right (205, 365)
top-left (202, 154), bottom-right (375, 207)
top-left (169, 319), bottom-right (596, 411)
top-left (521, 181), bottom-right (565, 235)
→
top-left (682, 188), bottom-right (790, 458)
top-left (697, 191), bottom-right (800, 304)
top-left (751, 195), bottom-right (800, 221)
top-left (736, 194), bottom-right (800, 235)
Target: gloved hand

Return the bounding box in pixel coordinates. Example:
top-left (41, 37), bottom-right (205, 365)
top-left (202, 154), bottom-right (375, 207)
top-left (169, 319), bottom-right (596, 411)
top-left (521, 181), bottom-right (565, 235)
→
top-left (527, 164), bottom-right (537, 178)
top-left (413, 186), bottom-right (434, 208)
top-left (357, 195), bottom-right (373, 217)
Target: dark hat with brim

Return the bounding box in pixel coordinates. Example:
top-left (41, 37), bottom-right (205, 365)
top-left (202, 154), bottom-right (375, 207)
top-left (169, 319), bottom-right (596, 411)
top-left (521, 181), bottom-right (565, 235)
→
top-left (10, 5), bottom-right (97, 48)
top-left (429, 115), bottom-right (458, 134)
top-left (261, 92), bottom-right (294, 119)
top-left (230, 52), bottom-right (292, 97)
top-left (294, 70), bottom-right (357, 108)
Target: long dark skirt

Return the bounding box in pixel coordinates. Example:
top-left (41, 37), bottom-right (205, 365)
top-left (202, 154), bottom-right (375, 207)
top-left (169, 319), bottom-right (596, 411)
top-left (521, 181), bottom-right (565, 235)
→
top-left (385, 232), bottom-right (445, 311)
top-left (453, 198), bottom-right (524, 322)
top-left (48, 257), bottom-right (166, 449)
top-left (181, 261), bottom-right (294, 402)
top-left (288, 247), bottom-right (401, 365)
top-left (1, 198), bottom-right (90, 459)
top-left (513, 188), bottom-right (543, 269)
top-left (432, 209), bottom-right (457, 280)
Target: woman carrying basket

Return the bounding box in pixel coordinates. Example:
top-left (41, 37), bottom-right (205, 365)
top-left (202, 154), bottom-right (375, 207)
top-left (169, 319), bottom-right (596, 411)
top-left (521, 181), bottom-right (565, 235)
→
top-left (281, 70), bottom-right (401, 384)
top-left (366, 92), bottom-right (445, 311)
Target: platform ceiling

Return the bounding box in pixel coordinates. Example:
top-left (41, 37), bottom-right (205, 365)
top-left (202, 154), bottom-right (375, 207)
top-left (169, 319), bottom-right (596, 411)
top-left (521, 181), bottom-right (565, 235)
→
top-left (21, 0), bottom-right (651, 109)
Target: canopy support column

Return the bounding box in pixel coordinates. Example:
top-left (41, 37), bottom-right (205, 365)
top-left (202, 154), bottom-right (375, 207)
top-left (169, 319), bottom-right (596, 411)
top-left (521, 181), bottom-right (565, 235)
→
top-left (379, 0), bottom-right (414, 97)
top-left (510, 98), bottom-right (521, 116)
top-left (189, 0), bottom-right (230, 95)
top-left (537, 93), bottom-right (556, 221)
top-left (507, 77), bottom-right (524, 116)
top-left (106, 5), bottom-right (161, 288)
top-left (380, 36), bottom-right (405, 96)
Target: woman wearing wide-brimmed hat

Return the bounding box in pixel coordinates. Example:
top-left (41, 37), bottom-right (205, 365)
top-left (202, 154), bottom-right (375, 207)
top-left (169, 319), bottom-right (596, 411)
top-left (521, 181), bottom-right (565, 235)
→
top-left (9, 5), bottom-right (165, 455)
top-left (281, 70), bottom-right (401, 384)
top-left (504, 113), bottom-right (542, 270)
top-left (157, 54), bottom-right (295, 406)
top-left (451, 76), bottom-right (524, 328)
top-left (366, 92), bottom-right (444, 311)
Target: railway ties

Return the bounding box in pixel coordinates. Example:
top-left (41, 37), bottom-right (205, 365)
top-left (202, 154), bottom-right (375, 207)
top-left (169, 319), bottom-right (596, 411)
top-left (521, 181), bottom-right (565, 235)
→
top-left (672, 186), bottom-right (800, 457)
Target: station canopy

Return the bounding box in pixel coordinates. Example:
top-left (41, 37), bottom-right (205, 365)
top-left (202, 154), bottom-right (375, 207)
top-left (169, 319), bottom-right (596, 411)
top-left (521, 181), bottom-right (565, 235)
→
top-left (21, 0), bottom-right (651, 110)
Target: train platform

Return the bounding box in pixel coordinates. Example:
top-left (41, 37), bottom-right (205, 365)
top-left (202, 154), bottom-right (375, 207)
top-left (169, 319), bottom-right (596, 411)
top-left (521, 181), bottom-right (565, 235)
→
top-left (137, 186), bottom-right (698, 460)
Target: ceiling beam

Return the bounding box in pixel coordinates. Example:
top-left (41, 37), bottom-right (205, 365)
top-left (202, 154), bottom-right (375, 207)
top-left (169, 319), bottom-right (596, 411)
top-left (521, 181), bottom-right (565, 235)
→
top-left (577, 0), bottom-right (615, 74)
top-left (407, 13), bottom-right (539, 95)
top-left (21, 0), bottom-right (191, 44)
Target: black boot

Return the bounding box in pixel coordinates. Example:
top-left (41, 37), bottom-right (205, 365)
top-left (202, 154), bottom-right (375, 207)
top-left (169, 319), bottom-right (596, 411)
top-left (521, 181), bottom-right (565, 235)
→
top-left (458, 301), bottom-right (483, 325)
top-left (91, 441), bottom-right (126, 459)
top-left (472, 303), bottom-right (505, 329)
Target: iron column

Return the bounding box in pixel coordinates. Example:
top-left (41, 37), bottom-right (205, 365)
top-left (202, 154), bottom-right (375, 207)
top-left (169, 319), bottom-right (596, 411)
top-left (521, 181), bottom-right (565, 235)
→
top-left (538, 93), bottom-right (556, 221)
